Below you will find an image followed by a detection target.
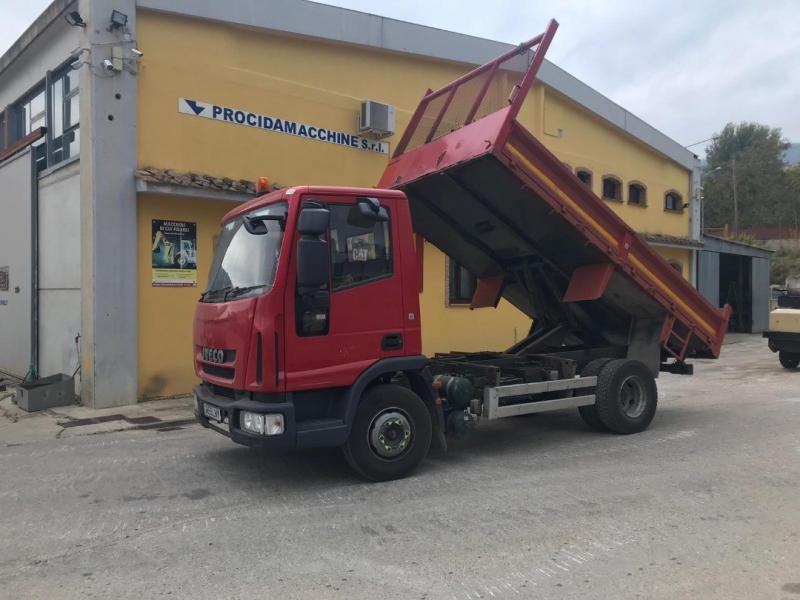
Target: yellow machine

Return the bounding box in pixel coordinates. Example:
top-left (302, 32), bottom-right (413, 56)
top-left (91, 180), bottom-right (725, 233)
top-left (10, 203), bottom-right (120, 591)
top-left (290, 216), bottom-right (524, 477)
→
top-left (764, 278), bottom-right (800, 369)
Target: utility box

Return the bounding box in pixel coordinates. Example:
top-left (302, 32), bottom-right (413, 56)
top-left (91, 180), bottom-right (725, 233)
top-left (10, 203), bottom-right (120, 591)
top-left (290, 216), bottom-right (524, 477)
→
top-left (15, 374), bottom-right (75, 412)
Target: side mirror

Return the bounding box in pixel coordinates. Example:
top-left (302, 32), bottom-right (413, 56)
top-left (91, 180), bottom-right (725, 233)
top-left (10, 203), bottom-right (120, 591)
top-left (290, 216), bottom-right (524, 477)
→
top-left (296, 206), bottom-right (330, 289)
top-left (297, 207), bottom-right (330, 236)
top-left (348, 197), bottom-right (388, 228)
top-left (243, 214), bottom-right (285, 235)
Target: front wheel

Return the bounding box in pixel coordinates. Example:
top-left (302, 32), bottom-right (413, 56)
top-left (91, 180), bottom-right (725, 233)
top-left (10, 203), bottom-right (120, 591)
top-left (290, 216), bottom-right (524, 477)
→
top-left (594, 359), bottom-right (658, 434)
top-left (779, 351), bottom-right (800, 369)
top-left (343, 384), bottom-right (432, 481)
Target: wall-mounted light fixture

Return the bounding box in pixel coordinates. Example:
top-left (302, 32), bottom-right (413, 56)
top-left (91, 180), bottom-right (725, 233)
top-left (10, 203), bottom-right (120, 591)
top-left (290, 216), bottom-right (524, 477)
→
top-left (65, 11), bottom-right (86, 28)
top-left (109, 9), bottom-right (128, 30)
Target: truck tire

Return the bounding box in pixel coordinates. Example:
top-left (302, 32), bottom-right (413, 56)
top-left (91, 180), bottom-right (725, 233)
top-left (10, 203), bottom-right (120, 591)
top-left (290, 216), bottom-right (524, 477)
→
top-left (577, 358), bottom-right (615, 431)
top-left (594, 359), bottom-right (657, 434)
top-left (779, 351), bottom-right (800, 369)
top-left (343, 384), bottom-right (432, 482)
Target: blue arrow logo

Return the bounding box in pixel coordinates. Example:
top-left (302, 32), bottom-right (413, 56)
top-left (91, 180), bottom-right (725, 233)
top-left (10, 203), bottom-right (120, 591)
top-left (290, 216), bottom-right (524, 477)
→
top-left (185, 100), bottom-right (205, 116)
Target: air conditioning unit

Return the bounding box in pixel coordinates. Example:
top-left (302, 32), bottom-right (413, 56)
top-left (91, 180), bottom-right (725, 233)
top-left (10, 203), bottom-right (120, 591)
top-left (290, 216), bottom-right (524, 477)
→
top-left (359, 100), bottom-right (395, 138)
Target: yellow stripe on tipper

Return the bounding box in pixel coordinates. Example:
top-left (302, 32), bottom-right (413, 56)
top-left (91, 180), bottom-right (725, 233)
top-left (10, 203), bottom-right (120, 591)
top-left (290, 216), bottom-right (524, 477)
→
top-left (628, 255), bottom-right (716, 337)
top-left (506, 144), bottom-right (617, 247)
top-left (505, 143), bottom-right (716, 338)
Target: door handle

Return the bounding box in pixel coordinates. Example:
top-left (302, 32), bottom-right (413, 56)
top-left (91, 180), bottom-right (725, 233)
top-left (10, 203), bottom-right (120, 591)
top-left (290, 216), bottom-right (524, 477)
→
top-left (381, 333), bottom-right (403, 351)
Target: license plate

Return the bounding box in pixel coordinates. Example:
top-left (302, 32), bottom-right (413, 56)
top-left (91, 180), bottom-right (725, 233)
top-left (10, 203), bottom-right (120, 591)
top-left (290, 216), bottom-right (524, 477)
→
top-left (203, 403), bottom-right (222, 422)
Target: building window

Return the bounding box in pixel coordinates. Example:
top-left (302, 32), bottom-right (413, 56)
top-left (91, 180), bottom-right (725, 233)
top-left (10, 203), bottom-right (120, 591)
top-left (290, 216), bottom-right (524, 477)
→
top-left (665, 191), bottom-right (684, 212)
top-left (668, 260), bottom-right (683, 275)
top-left (0, 110), bottom-right (5, 149)
top-left (576, 168), bottom-right (592, 188)
top-left (628, 182), bottom-right (647, 207)
top-left (17, 86), bottom-right (47, 171)
top-left (50, 68), bottom-right (80, 165)
top-left (20, 88), bottom-right (46, 137)
top-left (602, 176), bottom-right (622, 201)
top-left (329, 203), bottom-right (392, 290)
top-left (448, 259), bottom-right (476, 305)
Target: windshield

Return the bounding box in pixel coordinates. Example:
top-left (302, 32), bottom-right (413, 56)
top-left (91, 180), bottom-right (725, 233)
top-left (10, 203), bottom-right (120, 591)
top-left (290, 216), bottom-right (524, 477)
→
top-left (203, 202), bottom-right (288, 302)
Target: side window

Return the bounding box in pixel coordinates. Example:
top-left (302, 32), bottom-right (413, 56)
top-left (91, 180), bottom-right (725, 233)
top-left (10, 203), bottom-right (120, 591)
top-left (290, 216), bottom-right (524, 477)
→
top-left (448, 259), bottom-right (476, 305)
top-left (329, 204), bottom-right (392, 290)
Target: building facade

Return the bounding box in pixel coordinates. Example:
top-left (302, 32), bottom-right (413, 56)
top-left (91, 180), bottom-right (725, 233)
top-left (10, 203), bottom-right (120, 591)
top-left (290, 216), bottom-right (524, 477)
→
top-left (0, 0), bottom-right (702, 407)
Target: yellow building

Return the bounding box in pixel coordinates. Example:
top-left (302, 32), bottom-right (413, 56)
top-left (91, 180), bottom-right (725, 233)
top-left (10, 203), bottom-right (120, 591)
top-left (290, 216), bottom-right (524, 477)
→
top-left (0, 0), bottom-right (702, 407)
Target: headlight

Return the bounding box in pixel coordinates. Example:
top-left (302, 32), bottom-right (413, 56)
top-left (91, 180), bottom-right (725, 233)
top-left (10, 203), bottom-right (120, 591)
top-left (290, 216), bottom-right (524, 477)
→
top-left (240, 411), bottom-right (265, 435)
top-left (240, 411), bottom-right (284, 436)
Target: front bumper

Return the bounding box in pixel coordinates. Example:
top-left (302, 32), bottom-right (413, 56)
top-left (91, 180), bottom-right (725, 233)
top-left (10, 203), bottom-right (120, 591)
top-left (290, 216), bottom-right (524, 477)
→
top-left (763, 331), bottom-right (800, 354)
top-left (193, 384), bottom-right (296, 449)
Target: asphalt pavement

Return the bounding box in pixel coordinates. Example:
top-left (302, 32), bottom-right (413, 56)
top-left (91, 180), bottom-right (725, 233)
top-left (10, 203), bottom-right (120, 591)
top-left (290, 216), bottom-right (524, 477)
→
top-left (0, 334), bottom-right (798, 599)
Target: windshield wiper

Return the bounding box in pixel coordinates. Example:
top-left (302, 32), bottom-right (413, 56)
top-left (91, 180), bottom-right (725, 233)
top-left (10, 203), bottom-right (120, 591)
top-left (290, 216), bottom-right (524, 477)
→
top-left (223, 284), bottom-right (266, 300)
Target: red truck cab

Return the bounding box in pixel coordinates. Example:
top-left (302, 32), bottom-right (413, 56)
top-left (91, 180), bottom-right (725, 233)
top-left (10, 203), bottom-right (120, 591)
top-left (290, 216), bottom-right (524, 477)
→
top-left (193, 187), bottom-right (432, 477)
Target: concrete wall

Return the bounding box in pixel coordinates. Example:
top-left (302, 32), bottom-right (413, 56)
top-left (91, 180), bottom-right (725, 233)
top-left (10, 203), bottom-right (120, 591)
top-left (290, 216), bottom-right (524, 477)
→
top-left (78, 0), bottom-right (139, 407)
top-left (0, 149), bottom-right (32, 378)
top-left (38, 159), bottom-right (81, 382)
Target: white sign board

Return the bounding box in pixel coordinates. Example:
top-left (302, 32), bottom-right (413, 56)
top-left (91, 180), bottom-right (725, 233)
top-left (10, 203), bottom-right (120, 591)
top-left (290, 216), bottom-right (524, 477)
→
top-left (178, 98), bottom-right (389, 154)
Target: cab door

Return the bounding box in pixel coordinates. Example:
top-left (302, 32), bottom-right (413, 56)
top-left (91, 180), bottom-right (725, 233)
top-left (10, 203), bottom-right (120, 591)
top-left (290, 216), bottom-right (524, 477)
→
top-left (284, 194), bottom-right (406, 391)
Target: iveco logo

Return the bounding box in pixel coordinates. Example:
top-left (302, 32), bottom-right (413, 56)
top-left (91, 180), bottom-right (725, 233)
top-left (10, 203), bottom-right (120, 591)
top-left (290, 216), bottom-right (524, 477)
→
top-left (202, 347), bottom-right (225, 364)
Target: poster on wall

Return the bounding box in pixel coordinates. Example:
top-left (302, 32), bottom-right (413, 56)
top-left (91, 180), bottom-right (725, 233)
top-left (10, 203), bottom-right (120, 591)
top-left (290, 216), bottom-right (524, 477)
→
top-left (151, 220), bottom-right (197, 287)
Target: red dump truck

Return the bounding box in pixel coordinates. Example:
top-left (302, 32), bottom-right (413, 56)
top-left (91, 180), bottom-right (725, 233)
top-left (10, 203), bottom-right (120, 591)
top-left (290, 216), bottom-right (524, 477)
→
top-left (192, 20), bottom-right (731, 480)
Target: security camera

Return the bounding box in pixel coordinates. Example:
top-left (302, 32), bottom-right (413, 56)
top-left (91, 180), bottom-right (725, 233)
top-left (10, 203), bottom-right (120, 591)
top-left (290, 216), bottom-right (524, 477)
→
top-left (102, 58), bottom-right (115, 71)
top-left (130, 48), bottom-right (143, 58)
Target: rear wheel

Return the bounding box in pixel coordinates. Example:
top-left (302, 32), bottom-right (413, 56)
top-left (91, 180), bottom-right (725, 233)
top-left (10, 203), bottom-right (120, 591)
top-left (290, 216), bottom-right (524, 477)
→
top-left (594, 359), bottom-right (658, 434)
top-left (577, 358), bottom-right (615, 431)
top-left (343, 384), bottom-right (432, 482)
top-left (779, 351), bottom-right (800, 369)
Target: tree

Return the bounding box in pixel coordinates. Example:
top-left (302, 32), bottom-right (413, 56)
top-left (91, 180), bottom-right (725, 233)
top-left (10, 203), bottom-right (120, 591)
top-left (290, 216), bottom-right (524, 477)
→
top-left (702, 122), bottom-right (793, 232)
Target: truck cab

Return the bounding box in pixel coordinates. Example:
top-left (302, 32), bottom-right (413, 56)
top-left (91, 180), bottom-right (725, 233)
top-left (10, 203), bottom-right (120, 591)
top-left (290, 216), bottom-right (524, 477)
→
top-left (193, 186), bottom-right (433, 479)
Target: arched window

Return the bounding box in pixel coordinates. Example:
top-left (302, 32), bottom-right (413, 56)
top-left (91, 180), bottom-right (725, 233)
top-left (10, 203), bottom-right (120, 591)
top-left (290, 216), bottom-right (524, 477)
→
top-left (628, 182), bottom-right (647, 207)
top-left (665, 191), bottom-right (684, 212)
top-left (575, 168), bottom-right (592, 188)
top-left (601, 176), bottom-right (622, 201)
top-left (668, 260), bottom-right (683, 276)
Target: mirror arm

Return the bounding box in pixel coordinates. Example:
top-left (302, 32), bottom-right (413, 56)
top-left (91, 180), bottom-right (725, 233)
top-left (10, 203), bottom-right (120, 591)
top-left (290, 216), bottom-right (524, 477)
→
top-left (244, 214), bottom-right (286, 234)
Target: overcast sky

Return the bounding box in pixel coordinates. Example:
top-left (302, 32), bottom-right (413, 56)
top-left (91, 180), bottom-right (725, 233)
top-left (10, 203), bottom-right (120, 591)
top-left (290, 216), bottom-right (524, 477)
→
top-left (1, 0), bottom-right (797, 156)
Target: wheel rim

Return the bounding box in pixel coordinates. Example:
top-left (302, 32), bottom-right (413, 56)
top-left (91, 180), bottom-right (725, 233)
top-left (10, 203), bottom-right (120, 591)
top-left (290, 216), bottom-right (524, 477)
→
top-left (368, 408), bottom-right (413, 459)
top-left (619, 375), bottom-right (647, 419)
